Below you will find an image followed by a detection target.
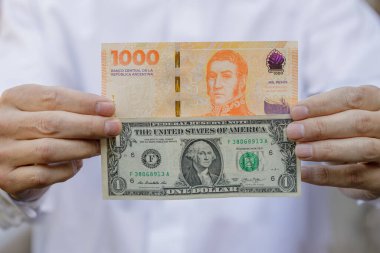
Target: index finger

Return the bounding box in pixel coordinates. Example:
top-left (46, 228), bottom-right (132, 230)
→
top-left (1, 84), bottom-right (115, 116)
top-left (291, 85), bottom-right (380, 120)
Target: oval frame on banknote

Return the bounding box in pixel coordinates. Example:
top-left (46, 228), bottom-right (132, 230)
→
top-left (180, 139), bottom-right (223, 187)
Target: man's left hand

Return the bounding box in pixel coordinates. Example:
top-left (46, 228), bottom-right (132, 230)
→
top-left (287, 85), bottom-right (380, 200)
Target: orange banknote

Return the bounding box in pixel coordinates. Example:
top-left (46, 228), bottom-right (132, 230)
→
top-left (101, 42), bottom-right (298, 118)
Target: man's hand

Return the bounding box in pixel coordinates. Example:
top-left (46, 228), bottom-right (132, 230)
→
top-left (287, 85), bottom-right (380, 200)
top-left (0, 84), bottom-right (121, 201)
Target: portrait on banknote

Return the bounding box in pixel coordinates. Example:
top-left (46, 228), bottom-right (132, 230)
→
top-left (181, 139), bottom-right (222, 187)
top-left (205, 50), bottom-right (253, 117)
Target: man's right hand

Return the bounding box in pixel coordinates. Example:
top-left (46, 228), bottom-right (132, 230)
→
top-left (0, 84), bottom-right (121, 201)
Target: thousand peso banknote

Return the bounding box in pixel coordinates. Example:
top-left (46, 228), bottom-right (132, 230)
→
top-left (101, 41), bottom-right (299, 199)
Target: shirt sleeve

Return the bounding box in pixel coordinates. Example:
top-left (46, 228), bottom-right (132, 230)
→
top-left (357, 199), bottom-right (380, 208)
top-left (0, 189), bottom-right (42, 229)
top-left (0, 0), bottom-right (49, 229)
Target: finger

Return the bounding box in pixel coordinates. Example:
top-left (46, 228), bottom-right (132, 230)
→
top-left (287, 110), bottom-right (380, 141)
top-left (10, 187), bottom-right (50, 202)
top-left (291, 85), bottom-right (380, 120)
top-left (6, 138), bottom-right (99, 166)
top-left (301, 163), bottom-right (380, 191)
top-left (1, 84), bottom-right (115, 116)
top-left (296, 138), bottom-right (380, 163)
top-left (12, 111), bottom-right (121, 139)
top-left (1, 161), bottom-right (82, 196)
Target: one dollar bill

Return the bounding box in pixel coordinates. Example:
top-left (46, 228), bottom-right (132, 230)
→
top-left (101, 115), bottom-right (300, 199)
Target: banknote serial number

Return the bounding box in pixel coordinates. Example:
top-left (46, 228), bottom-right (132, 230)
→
top-left (130, 171), bottom-right (170, 177)
top-left (228, 138), bottom-right (268, 145)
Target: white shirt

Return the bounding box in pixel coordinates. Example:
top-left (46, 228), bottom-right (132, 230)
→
top-left (0, 0), bottom-right (379, 253)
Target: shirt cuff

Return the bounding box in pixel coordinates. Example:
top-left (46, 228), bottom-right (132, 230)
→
top-left (0, 189), bottom-right (42, 229)
top-left (357, 198), bottom-right (380, 208)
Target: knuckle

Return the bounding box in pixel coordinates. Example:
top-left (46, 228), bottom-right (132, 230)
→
top-left (344, 86), bottom-right (368, 109)
top-left (41, 88), bottom-right (60, 110)
top-left (362, 139), bottom-right (380, 161)
top-left (1, 87), bottom-right (17, 104)
top-left (361, 84), bottom-right (379, 93)
top-left (0, 148), bottom-right (6, 163)
top-left (316, 142), bottom-right (334, 160)
top-left (3, 179), bottom-right (17, 193)
top-left (314, 167), bottom-right (330, 185)
top-left (88, 117), bottom-right (100, 137)
top-left (35, 139), bottom-right (54, 162)
top-left (0, 117), bottom-right (11, 136)
top-left (0, 110), bottom-right (19, 138)
top-left (354, 113), bottom-right (373, 135)
top-left (313, 119), bottom-right (327, 139)
top-left (35, 116), bottom-right (60, 136)
top-left (347, 169), bottom-right (364, 187)
top-left (0, 173), bottom-right (19, 194)
top-left (0, 172), bottom-right (10, 191)
top-left (1, 84), bottom-right (36, 104)
top-left (30, 170), bottom-right (51, 188)
top-left (0, 147), bottom-right (13, 165)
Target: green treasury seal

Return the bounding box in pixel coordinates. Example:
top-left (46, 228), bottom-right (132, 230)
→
top-left (239, 152), bottom-right (259, 172)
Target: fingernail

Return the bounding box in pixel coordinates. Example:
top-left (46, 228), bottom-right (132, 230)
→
top-left (96, 102), bottom-right (115, 116)
top-left (105, 119), bottom-right (121, 136)
top-left (287, 123), bottom-right (305, 140)
top-left (291, 106), bottom-right (309, 120)
top-left (296, 144), bottom-right (313, 159)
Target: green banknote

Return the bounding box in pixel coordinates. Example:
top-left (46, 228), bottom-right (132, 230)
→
top-left (101, 115), bottom-right (299, 199)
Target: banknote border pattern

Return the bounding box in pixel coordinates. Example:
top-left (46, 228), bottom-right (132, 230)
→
top-left (267, 119), bottom-right (297, 192)
top-left (107, 123), bottom-right (136, 195)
